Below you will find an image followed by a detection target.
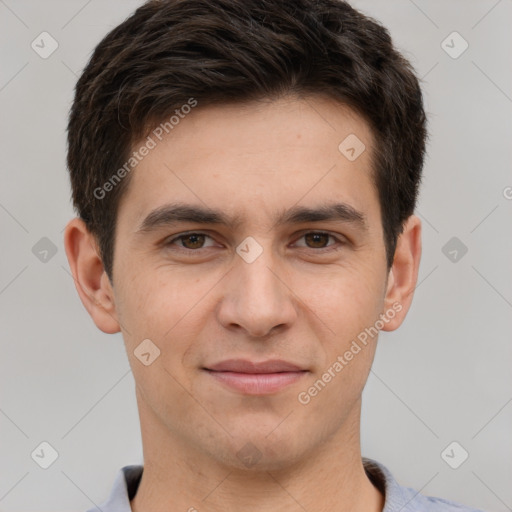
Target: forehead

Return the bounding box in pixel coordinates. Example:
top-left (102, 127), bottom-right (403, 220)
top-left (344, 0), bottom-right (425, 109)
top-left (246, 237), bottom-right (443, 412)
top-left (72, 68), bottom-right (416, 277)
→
top-left (116, 94), bottom-right (379, 230)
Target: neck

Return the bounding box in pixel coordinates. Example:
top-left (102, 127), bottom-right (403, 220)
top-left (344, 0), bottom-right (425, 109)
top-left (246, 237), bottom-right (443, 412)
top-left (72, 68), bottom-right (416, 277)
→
top-left (130, 394), bottom-right (384, 512)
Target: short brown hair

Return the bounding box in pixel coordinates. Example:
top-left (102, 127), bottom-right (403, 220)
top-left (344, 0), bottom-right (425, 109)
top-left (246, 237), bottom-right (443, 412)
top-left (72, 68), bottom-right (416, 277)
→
top-left (67, 0), bottom-right (427, 281)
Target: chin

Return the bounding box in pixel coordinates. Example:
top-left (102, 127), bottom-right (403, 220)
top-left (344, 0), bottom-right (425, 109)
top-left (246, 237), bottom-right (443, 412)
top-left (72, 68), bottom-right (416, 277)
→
top-left (209, 425), bottom-right (310, 473)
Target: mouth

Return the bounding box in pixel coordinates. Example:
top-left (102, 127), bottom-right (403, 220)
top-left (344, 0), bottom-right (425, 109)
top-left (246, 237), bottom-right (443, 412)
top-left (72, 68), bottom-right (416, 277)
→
top-left (202, 359), bottom-right (309, 395)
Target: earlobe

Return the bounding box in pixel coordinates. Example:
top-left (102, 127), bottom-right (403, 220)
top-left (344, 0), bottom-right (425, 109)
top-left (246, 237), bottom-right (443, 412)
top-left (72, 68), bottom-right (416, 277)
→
top-left (381, 215), bottom-right (422, 332)
top-left (63, 218), bottom-right (121, 334)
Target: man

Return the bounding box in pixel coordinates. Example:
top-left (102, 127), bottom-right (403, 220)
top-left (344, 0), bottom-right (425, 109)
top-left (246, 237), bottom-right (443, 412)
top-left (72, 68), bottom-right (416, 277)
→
top-left (63, 0), bottom-right (485, 510)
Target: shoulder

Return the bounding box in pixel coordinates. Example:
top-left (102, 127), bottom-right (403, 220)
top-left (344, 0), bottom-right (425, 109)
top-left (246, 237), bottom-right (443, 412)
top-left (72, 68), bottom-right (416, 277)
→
top-left (84, 465), bottom-right (143, 512)
top-left (396, 485), bottom-right (487, 512)
top-left (362, 458), bottom-right (487, 512)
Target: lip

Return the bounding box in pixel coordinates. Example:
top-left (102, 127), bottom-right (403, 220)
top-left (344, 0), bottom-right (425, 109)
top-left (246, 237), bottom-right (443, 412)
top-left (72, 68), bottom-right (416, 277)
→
top-left (203, 359), bottom-right (308, 395)
top-left (206, 359), bottom-right (305, 373)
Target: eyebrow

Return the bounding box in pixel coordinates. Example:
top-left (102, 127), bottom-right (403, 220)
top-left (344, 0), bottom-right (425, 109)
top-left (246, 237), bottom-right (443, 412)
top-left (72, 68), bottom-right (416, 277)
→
top-left (136, 201), bottom-right (367, 234)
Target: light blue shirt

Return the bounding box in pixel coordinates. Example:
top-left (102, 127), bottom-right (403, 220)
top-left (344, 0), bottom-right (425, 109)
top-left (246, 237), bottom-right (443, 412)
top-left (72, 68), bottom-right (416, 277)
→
top-left (85, 457), bottom-right (486, 511)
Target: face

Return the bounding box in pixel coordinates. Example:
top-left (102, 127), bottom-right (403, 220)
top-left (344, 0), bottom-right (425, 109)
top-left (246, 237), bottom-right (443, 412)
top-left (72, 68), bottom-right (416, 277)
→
top-left (101, 95), bottom-right (402, 470)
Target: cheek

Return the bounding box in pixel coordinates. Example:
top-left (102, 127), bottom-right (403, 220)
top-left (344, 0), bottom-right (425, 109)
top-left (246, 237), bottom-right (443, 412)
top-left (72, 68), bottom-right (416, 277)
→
top-left (291, 261), bottom-right (385, 340)
top-left (115, 267), bottom-right (221, 385)
top-left (117, 262), bottom-right (202, 328)
top-left (114, 269), bottom-right (191, 356)
top-left (116, 278), bottom-right (203, 408)
top-left (294, 269), bottom-right (384, 418)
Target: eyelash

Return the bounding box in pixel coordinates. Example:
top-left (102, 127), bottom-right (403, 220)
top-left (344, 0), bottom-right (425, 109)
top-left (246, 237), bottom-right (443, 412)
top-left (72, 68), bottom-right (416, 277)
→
top-left (164, 231), bottom-right (345, 254)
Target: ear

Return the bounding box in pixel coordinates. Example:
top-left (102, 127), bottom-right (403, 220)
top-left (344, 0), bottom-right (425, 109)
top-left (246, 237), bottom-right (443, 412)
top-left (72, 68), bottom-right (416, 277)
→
top-left (63, 217), bottom-right (120, 334)
top-left (381, 214), bottom-right (422, 331)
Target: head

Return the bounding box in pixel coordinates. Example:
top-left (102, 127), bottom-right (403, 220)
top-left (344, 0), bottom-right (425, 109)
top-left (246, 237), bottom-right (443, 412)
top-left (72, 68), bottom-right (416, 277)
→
top-left (65, 0), bottom-right (425, 471)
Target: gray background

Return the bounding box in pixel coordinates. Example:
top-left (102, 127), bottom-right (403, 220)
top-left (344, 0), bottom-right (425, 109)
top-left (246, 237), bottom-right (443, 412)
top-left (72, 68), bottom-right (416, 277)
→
top-left (0, 0), bottom-right (511, 510)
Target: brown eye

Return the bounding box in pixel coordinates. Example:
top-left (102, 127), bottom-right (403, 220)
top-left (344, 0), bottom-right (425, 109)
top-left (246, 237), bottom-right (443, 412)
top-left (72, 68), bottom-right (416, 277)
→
top-left (304, 232), bottom-right (331, 249)
top-left (293, 231), bottom-right (345, 253)
top-left (166, 232), bottom-right (215, 250)
top-left (178, 233), bottom-right (206, 249)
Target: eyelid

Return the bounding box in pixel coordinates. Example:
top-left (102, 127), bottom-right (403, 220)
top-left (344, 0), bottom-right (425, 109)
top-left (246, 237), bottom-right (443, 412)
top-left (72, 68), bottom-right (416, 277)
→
top-left (164, 230), bottom-right (346, 251)
top-left (291, 230), bottom-right (347, 250)
top-left (164, 231), bottom-right (219, 248)
top-left (293, 230), bottom-right (340, 242)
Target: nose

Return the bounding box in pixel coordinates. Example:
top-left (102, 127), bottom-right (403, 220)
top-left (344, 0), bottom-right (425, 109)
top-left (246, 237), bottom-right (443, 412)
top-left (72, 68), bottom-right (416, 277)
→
top-left (216, 244), bottom-right (298, 338)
